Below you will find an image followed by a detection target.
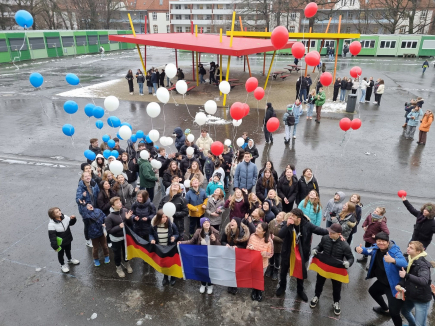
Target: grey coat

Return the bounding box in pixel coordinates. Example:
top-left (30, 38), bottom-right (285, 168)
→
top-left (205, 196), bottom-right (225, 226)
top-left (234, 161), bottom-right (258, 190)
top-left (323, 191), bottom-right (346, 222)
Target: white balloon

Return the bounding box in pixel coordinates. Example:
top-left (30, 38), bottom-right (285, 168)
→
top-left (165, 63), bottom-right (177, 79)
top-left (104, 96), bottom-right (119, 112)
top-left (233, 119), bottom-right (242, 127)
top-left (204, 100), bottom-right (217, 115)
top-left (236, 137), bottom-right (245, 147)
top-left (109, 160), bottom-right (123, 175)
top-left (219, 81), bottom-right (231, 95)
top-left (186, 146), bottom-right (195, 156)
top-left (151, 159), bottom-right (162, 169)
top-left (176, 80), bottom-right (188, 95)
top-left (163, 202), bottom-right (176, 217)
top-left (119, 125), bottom-right (132, 140)
top-left (166, 137), bottom-right (173, 145)
top-left (184, 180), bottom-right (191, 188)
top-left (149, 129), bottom-right (160, 142)
top-left (195, 112), bottom-right (207, 126)
top-left (146, 102), bottom-right (161, 118)
top-left (224, 139), bottom-right (231, 146)
top-left (187, 134), bottom-right (194, 142)
top-left (156, 87), bottom-right (170, 104)
top-left (140, 150), bottom-right (150, 160)
top-left (160, 136), bottom-right (168, 146)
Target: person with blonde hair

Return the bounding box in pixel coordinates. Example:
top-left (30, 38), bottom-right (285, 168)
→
top-left (185, 177), bottom-right (207, 238)
top-left (247, 192), bottom-right (262, 215)
top-left (330, 202), bottom-right (356, 241)
top-left (298, 190), bottom-right (322, 226)
top-left (158, 182), bottom-right (188, 240)
top-left (266, 189), bottom-right (282, 215)
top-left (224, 188), bottom-right (249, 220)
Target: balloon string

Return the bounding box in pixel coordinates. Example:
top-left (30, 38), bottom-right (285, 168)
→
top-left (162, 103), bottom-right (166, 136)
top-left (170, 90), bottom-right (179, 107)
top-left (151, 117), bottom-right (154, 130)
top-left (71, 135), bottom-right (75, 148)
top-left (341, 129), bottom-right (353, 156)
top-left (255, 100), bottom-right (260, 133)
top-left (79, 83), bottom-right (96, 105)
top-left (183, 95), bottom-right (194, 119)
top-left (12, 27), bottom-right (27, 70)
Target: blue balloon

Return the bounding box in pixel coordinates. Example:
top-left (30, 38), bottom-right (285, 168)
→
top-left (66, 73), bottom-right (80, 86)
top-left (117, 132), bottom-right (123, 141)
top-left (102, 134), bottom-right (110, 142)
top-left (95, 120), bottom-right (103, 129)
top-left (93, 106), bottom-right (104, 119)
top-left (103, 149), bottom-right (111, 159)
top-left (120, 122), bottom-right (132, 130)
top-left (155, 145), bottom-right (159, 150)
top-left (15, 10), bottom-right (33, 28)
top-left (29, 72), bottom-right (43, 88)
top-left (84, 103), bottom-right (95, 117)
top-left (62, 124), bottom-right (75, 136)
top-left (136, 130), bottom-right (144, 139)
top-left (107, 139), bottom-right (115, 148)
top-left (130, 134), bottom-right (137, 143)
top-left (107, 116), bottom-right (121, 128)
top-left (145, 135), bottom-right (152, 144)
top-left (111, 150), bottom-right (119, 158)
top-left (64, 100), bottom-right (78, 114)
top-left (84, 150), bottom-right (96, 161)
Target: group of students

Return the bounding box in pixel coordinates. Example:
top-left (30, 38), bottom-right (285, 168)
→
top-left (126, 66), bottom-right (171, 96)
top-left (403, 97), bottom-right (434, 144)
top-left (332, 76), bottom-right (385, 105)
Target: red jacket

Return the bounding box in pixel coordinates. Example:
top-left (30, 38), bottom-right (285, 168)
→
top-left (362, 214), bottom-right (389, 244)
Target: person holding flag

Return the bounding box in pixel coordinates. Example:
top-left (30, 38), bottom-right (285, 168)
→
top-left (309, 223), bottom-right (354, 316)
top-left (275, 208), bottom-right (328, 302)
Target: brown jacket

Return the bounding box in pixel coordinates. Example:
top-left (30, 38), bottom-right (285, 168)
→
top-left (268, 219), bottom-right (284, 253)
top-left (179, 227), bottom-right (220, 245)
top-left (419, 113), bottom-right (434, 132)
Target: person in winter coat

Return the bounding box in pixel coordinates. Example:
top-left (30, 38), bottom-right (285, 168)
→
top-left (198, 64), bottom-right (207, 84)
top-left (310, 223), bottom-right (354, 316)
top-left (185, 178), bottom-right (208, 237)
top-left (97, 180), bottom-right (116, 216)
top-left (247, 222), bottom-right (273, 302)
top-left (315, 87), bottom-right (326, 123)
top-left (323, 191), bottom-right (346, 228)
top-left (162, 161), bottom-right (183, 190)
top-left (345, 77), bottom-right (353, 99)
top-left (120, 152), bottom-right (138, 187)
top-left (263, 103), bottom-right (276, 143)
top-left (248, 208), bottom-right (264, 229)
top-left (221, 145), bottom-right (233, 190)
top-left (296, 168), bottom-right (320, 205)
top-left (205, 174), bottom-right (225, 197)
top-left (136, 69), bottom-right (145, 95)
top-left (212, 161), bottom-right (225, 184)
top-left (298, 190), bottom-right (322, 227)
top-left (81, 205), bottom-right (110, 266)
top-left (184, 160), bottom-right (205, 186)
top-left (102, 169), bottom-right (115, 188)
top-left (257, 161), bottom-right (279, 183)
top-left (299, 76), bottom-right (309, 103)
top-left (283, 101), bottom-right (302, 142)
top-left (397, 241), bottom-right (432, 326)
top-left (156, 148), bottom-right (173, 196)
top-left (91, 154), bottom-right (106, 178)
top-left (351, 78), bottom-right (359, 94)
top-left (333, 78), bottom-right (341, 102)
top-left (225, 188), bottom-right (249, 220)
top-left (126, 69), bottom-right (134, 94)
top-left (373, 79), bottom-right (384, 105)
top-left (180, 154), bottom-right (200, 177)
top-left (244, 139), bottom-right (259, 163)
top-left (355, 232), bottom-right (407, 326)
top-left (209, 63), bottom-right (216, 84)
top-left (146, 71), bottom-right (153, 94)
top-left (348, 193), bottom-right (363, 244)
top-left (365, 77), bottom-right (374, 102)
top-left (203, 152), bottom-right (214, 182)
top-left (180, 217), bottom-right (220, 294)
top-left (266, 189), bottom-right (283, 215)
top-left (422, 60), bottom-right (429, 73)
top-left (47, 207), bottom-right (80, 273)
top-left (105, 197), bottom-right (134, 278)
top-left (402, 196), bottom-right (435, 249)
top-left (138, 156), bottom-right (158, 201)
top-left (256, 169), bottom-right (276, 202)
top-left (173, 127), bottom-right (186, 152)
top-left (330, 202), bottom-right (356, 241)
top-left (262, 200), bottom-right (276, 223)
top-left (357, 207), bottom-right (389, 264)
top-left (87, 138), bottom-right (102, 164)
top-left (196, 129), bottom-right (213, 165)
top-left (76, 171), bottom-right (100, 248)
top-left (360, 77), bottom-right (370, 103)
top-left (180, 139), bottom-right (201, 158)
top-left (277, 168), bottom-right (298, 213)
top-left (279, 164), bottom-right (297, 180)
top-left (276, 208), bottom-right (329, 301)
top-left (234, 152), bottom-right (258, 192)
top-left (158, 183), bottom-right (188, 240)
top-left (405, 105), bottom-right (424, 140)
top-left (417, 109), bottom-right (434, 145)
top-left (131, 190), bottom-right (156, 241)
top-left (205, 188), bottom-right (225, 230)
top-left (267, 212), bottom-right (285, 280)
top-left (177, 68), bottom-right (185, 80)
top-left (113, 174), bottom-right (139, 210)
top-left (339, 77), bottom-right (347, 102)
top-left (150, 210), bottom-right (179, 286)
top-left (247, 193), bottom-right (262, 215)
top-left (296, 77), bottom-right (301, 100)
top-left (151, 68), bottom-right (159, 93)
top-left (159, 69), bottom-right (166, 87)
top-left (126, 139), bottom-right (137, 163)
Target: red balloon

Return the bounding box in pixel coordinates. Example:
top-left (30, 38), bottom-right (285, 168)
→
top-left (230, 102), bottom-right (244, 120)
top-left (266, 117), bottom-right (280, 133)
top-left (210, 141), bottom-right (224, 156)
top-left (271, 26), bottom-right (289, 50)
top-left (350, 66), bottom-right (362, 78)
top-left (305, 51), bottom-right (320, 66)
top-left (397, 190), bottom-right (407, 198)
top-left (245, 77), bottom-right (258, 93)
top-left (242, 103), bottom-right (250, 117)
top-left (304, 2), bottom-right (318, 18)
top-left (291, 41), bottom-right (305, 59)
top-left (319, 72), bottom-right (332, 86)
top-left (351, 118), bottom-right (362, 130)
top-left (349, 41), bottom-right (362, 56)
top-left (339, 118), bottom-right (351, 131)
top-left (254, 87), bottom-right (265, 100)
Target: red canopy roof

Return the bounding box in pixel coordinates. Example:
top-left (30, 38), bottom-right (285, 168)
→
top-left (109, 33), bottom-right (294, 56)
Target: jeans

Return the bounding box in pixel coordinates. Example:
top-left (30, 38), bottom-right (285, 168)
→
top-left (423, 67), bottom-right (427, 73)
top-left (224, 174), bottom-right (230, 189)
top-left (153, 83), bottom-right (158, 93)
top-left (200, 74), bottom-right (206, 84)
top-left (369, 280), bottom-right (404, 326)
top-left (401, 299), bottom-right (430, 326)
top-left (166, 77), bottom-right (171, 87)
top-left (329, 54), bottom-right (334, 60)
top-left (138, 83), bottom-right (144, 94)
top-left (359, 89), bottom-right (366, 102)
top-left (111, 240), bottom-right (127, 267)
top-left (339, 89), bottom-right (346, 101)
top-left (91, 235), bottom-right (109, 259)
top-left (285, 124), bottom-right (297, 140)
top-left (315, 273), bottom-right (342, 302)
top-left (83, 218), bottom-right (90, 240)
top-left (209, 73), bottom-right (216, 84)
top-left (148, 86), bottom-right (153, 94)
top-left (57, 243), bottom-right (72, 265)
top-left (405, 125), bottom-right (417, 139)
top-left (189, 215), bottom-right (201, 236)
top-left (300, 89), bottom-right (307, 102)
top-left (307, 103), bottom-right (314, 117)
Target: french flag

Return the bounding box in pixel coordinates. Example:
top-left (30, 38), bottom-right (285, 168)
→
top-left (178, 244), bottom-right (264, 290)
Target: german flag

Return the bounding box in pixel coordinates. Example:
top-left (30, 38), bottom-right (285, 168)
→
top-left (308, 252), bottom-right (349, 283)
top-left (289, 230), bottom-right (304, 279)
top-left (124, 226), bottom-right (183, 278)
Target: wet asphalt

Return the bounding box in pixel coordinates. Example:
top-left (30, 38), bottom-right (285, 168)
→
top-left (1, 49), bottom-right (435, 326)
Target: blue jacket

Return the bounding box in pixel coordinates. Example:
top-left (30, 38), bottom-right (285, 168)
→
top-left (173, 127), bottom-right (185, 151)
top-left (76, 179), bottom-right (100, 216)
top-left (234, 161), bottom-right (258, 190)
top-left (407, 109), bottom-right (423, 127)
top-left (206, 181), bottom-right (225, 197)
top-left (151, 72), bottom-right (158, 83)
top-left (81, 208), bottom-right (106, 239)
top-left (283, 104), bottom-right (303, 124)
top-left (185, 188), bottom-right (207, 207)
top-left (298, 200), bottom-right (322, 226)
top-left (362, 241), bottom-right (408, 296)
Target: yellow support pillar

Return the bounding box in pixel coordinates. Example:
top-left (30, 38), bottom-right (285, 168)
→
top-left (128, 13), bottom-right (146, 73)
top-left (223, 56), bottom-right (231, 106)
top-left (263, 51), bottom-right (276, 89)
top-left (229, 12), bottom-right (236, 48)
top-left (219, 54), bottom-right (223, 95)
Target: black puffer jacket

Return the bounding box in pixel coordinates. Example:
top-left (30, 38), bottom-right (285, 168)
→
top-left (403, 200), bottom-right (435, 248)
top-left (255, 176), bottom-right (276, 202)
top-left (245, 144), bottom-right (259, 163)
top-left (180, 157), bottom-right (200, 176)
top-left (277, 176), bottom-right (299, 207)
top-left (398, 256), bottom-right (432, 303)
top-left (105, 208), bottom-right (132, 238)
top-left (314, 235), bottom-right (354, 266)
top-left (122, 159), bottom-right (138, 183)
top-left (346, 80), bottom-right (353, 90)
top-left (296, 176), bottom-right (320, 205)
top-left (340, 80), bottom-right (347, 90)
top-left (162, 169), bottom-right (183, 189)
top-left (97, 189), bottom-right (117, 216)
top-left (131, 199), bottom-right (156, 234)
top-left (158, 193), bottom-right (189, 220)
top-left (180, 144), bottom-right (201, 157)
top-left (156, 156), bottom-right (172, 178)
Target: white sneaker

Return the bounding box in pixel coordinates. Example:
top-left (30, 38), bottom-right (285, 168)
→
top-left (207, 285), bottom-right (213, 294)
top-left (61, 264), bottom-right (70, 273)
top-left (372, 101), bottom-right (377, 104)
top-left (68, 258), bottom-right (80, 265)
top-left (199, 285), bottom-right (206, 293)
top-left (86, 240), bottom-right (93, 248)
top-left (108, 243), bottom-right (112, 248)
top-left (293, 135), bottom-right (296, 139)
top-left (116, 265), bottom-right (125, 278)
top-left (123, 261), bottom-right (133, 274)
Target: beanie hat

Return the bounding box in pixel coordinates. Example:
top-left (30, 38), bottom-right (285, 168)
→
top-left (214, 172), bottom-right (222, 180)
top-left (375, 231), bottom-right (389, 242)
top-left (287, 104), bottom-right (293, 110)
top-left (200, 217), bottom-right (210, 227)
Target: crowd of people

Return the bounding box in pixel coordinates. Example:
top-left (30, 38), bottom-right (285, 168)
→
top-left (47, 120), bottom-right (435, 324)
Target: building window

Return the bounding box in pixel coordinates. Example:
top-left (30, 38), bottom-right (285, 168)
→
top-left (346, 27), bottom-right (351, 33)
top-left (341, 0), bottom-right (347, 5)
top-left (175, 15), bottom-right (181, 20)
top-left (289, 26), bottom-right (295, 33)
top-left (217, 4), bottom-right (224, 9)
top-left (399, 26), bottom-right (406, 33)
top-left (198, 4), bottom-right (203, 9)
top-left (166, 13), bottom-right (169, 21)
top-left (174, 4), bottom-right (181, 9)
top-left (197, 15), bottom-right (203, 20)
top-left (290, 12), bottom-right (296, 20)
top-left (205, 15), bottom-right (212, 20)
top-left (153, 12), bottom-right (157, 20)
top-left (176, 26), bottom-right (182, 32)
top-left (379, 40), bottom-right (396, 48)
top-left (185, 26), bottom-right (191, 33)
top-left (167, 25), bottom-right (170, 33)
top-left (324, 40), bottom-right (335, 47)
top-left (302, 40), bottom-right (316, 48)
top-left (184, 15), bottom-right (190, 20)
top-left (401, 40), bottom-right (418, 48)
top-left (206, 27), bottom-right (211, 33)
top-left (349, 0), bottom-right (355, 5)
top-left (421, 10), bottom-right (427, 19)
top-left (348, 12), bottom-right (353, 20)
top-left (153, 25), bottom-right (158, 33)
top-left (360, 40), bottom-right (375, 48)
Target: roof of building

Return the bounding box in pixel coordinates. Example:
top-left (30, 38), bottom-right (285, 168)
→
top-left (129, 0), bottom-right (170, 11)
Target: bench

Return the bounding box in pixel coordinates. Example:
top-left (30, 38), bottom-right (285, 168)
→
top-left (168, 81), bottom-right (190, 91)
top-left (272, 71), bottom-right (285, 79)
top-left (185, 86), bottom-right (196, 93)
top-left (227, 79), bottom-right (239, 82)
top-left (287, 65), bottom-right (302, 72)
top-left (279, 75), bottom-right (290, 80)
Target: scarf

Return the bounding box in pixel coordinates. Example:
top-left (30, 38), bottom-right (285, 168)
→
top-left (371, 213), bottom-right (383, 221)
top-left (407, 251), bottom-right (427, 273)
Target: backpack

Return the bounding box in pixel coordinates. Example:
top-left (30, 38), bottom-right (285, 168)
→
top-left (286, 111), bottom-right (295, 126)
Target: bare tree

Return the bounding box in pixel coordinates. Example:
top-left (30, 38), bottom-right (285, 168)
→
top-left (236, 0), bottom-right (272, 31)
top-left (367, 0), bottom-right (410, 34)
top-left (406, 0), bottom-right (434, 34)
top-left (0, 3), bottom-right (13, 30)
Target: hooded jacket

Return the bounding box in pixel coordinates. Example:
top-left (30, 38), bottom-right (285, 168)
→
top-left (131, 199), bottom-right (156, 234)
top-left (362, 214), bottom-right (389, 244)
top-left (180, 226), bottom-right (221, 245)
top-left (315, 91), bottom-right (326, 106)
top-left (185, 187), bottom-right (208, 217)
top-left (296, 175), bottom-right (319, 205)
top-left (283, 104), bottom-right (303, 125)
top-left (220, 222), bottom-right (251, 248)
top-left (263, 199), bottom-right (276, 223)
top-left (173, 127), bottom-right (185, 151)
top-left (138, 158), bottom-right (158, 189)
top-left (126, 139), bottom-right (137, 162)
top-left (205, 196), bottom-right (225, 226)
top-left (158, 193), bottom-right (188, 220)
top-left (277, 175), bottom-right (299, 207)
top-left (105, 208), bottom-right (132, 239)
top-left (97, 188), bottom-right (116, 216)
top-left (81, 208), bottom-right (106, 239)
top-left (206, 180), bottom-right (225, 197)
top-left (315, 234), bottom-right (354, 266)
top-left (323, 191), bottom-right (346, 222)
top-left (88, 145), bottom-right (102, 164)
top-left (115, 181), bottom-right (137, 209)
top-left (91, 154), bottom-right (107, 176)
top-left (76, 179), bottom-right (100, 216)
top-left (340, 79), bottom-right (348, 90)
top-left (234, 160), bottom-right (258, 190)
top-left (264, 104), bottom-right (275, 126)
top-left (196, 135), bottom-right (213, 156)
top-left (48, 214), bottom-right (77, 250)
top-left (244, 141), bottom-right (259, 163)
top-left (331, 213), bottom-right (356, 240)
top-left (419, 112), bottom-right (433, 132)
top-left (149, 215), bottom-right (179, 245)
top-left (398, 254), bottom-right (432, 303)
top-left (403, 200), bottom-right (435, 248)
